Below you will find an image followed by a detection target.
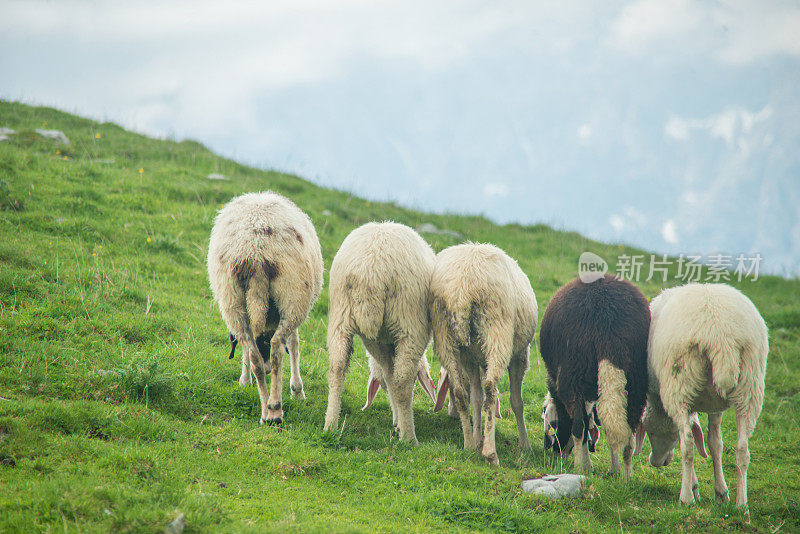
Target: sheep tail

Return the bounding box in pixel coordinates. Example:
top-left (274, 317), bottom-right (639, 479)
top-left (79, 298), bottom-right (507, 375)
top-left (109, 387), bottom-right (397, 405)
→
top-left (347, 277), bottom-right (385, 340)
top-left (706, 335), bottom-right (741, 397)
top-left (596, 359), bottom-right (633, 453)
top-left (446, 288), bottom-right (473, 347)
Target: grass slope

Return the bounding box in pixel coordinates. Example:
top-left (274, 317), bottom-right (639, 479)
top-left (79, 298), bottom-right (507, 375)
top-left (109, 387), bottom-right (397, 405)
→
top-left (0, 101), bottom-right (798, 533)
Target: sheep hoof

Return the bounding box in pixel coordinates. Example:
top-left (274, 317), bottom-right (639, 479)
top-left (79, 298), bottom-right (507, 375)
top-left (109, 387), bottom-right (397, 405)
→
top-left (239, 375), bottom-right (251, 387)
top-left (290, 385), bottom-right (306, 399)
top-left (484, 452), bottom-right (499, 466)
top-left (715, 490), bottom-right (730, 503)
top-left (518, 438), bottom-right (531, 451)
top-left (679, 486), bottom-right (698, 505)
top-left (262, 416), bottom-right (283, 426)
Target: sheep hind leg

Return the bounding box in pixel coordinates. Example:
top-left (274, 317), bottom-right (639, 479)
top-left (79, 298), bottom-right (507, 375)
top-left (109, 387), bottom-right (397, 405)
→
top-left (508, 352), bottom-right (530, 450)
top-left (735, 408), bottom-right (754, 509)
top-left (572, 411), bottom-right (592, 473)
top-left (323, 327), bottom-right (352, 432)
top-left (708, 412), bottom-right (729, 503)
top-left (388, 338), bottom-right (422, 444)
top-left (481, 358), bottom-right (507, 466)
top-left (676, 412), bottom-right (700, 504)
top-left (450, 370), bottom-right (474, 449)
top-left (239, 356), bottom-right (252, 386)
top-left (264, 334), bottom-right (285, 425)
top-left (610, 432), bottom-right (635, 479)
top-left (470, 369), bottom-right (484, 450)
top-left (434, 329), bottom-right (473, 449)
top-left (247, 345), bottom-right (271, 425)
top-left (288, 329), bottom-right (305, 399)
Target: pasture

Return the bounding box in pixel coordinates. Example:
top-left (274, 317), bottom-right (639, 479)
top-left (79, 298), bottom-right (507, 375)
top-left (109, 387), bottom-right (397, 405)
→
top-left (1, 102), bottom-right (798, 532)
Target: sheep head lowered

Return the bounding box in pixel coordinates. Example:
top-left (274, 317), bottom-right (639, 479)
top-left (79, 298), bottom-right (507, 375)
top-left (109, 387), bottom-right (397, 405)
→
top-left (637, 401), bottom-right (707, 467)
top-left (541, 392), bottom-right (601, 454)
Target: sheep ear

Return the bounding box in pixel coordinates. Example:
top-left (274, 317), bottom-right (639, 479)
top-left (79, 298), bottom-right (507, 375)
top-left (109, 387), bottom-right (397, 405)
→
top-left (228, 333), bottom-right (238, 359)
top-left (633, 423), bottom-right (646, 456)
top-left (589, 424), bottom-right (599, 445)
top-left (691, 418), bottom-right (708, 458)
top-left (417, 367), bottom-right (437, 404)
top-left (362, 373), bottom-right (381, 411)
top-left (433, 371), bottom-right (449, 412)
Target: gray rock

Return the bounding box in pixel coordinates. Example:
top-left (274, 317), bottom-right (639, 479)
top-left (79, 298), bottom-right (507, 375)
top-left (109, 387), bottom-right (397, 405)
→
top-left (0, 135), bottom-right (9, 143)
top-left (0, 127), bottom-right (15, 135)
top-left (416, 223), bottom-right (463, 239)
top-left (322, 210), bottom-right (332, 216)
top-left (35, 129), bottom-right (70, 145)
top-left (206, 173), bottom-right (227, 180)
top-left (521, 474), bottom-right (585, 499)
top-left (164, 513), bottom-right (185, 534)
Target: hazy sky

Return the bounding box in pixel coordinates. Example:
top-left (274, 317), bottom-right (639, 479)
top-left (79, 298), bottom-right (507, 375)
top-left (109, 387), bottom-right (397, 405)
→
top-left (2, 0), bottom-right (799, 276)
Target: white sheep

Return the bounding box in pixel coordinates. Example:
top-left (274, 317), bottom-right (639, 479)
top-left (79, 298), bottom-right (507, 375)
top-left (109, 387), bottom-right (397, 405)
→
top-left (323, 222), bottom-right (436, 443)
top-left (429, 243), bottom-right (537, 465)
top-left (637, 283), bottom-right (768, 507)
top-left (207, 191), bottom-right (323, 425)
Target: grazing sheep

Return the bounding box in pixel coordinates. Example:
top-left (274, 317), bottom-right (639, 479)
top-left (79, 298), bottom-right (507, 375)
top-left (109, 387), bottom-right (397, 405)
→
top-left (207, 192), bottom-right (323, 425)
top-left (430, 243), bottom-right (537, 465)
top-left (637, 283), bottom-right (768, 507)
top-left (540, 274), bottom-right (649, 477)
top-left (324, 222), bottom-right (436, 443)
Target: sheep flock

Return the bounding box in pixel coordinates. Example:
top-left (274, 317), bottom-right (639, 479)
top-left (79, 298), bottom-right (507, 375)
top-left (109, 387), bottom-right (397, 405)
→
top-left (208, 191), bottom-right (769, 508)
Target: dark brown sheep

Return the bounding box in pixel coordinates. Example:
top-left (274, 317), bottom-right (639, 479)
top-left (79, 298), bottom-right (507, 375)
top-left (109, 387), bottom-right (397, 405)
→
top-left (540, 274), bottom-right (649, 477)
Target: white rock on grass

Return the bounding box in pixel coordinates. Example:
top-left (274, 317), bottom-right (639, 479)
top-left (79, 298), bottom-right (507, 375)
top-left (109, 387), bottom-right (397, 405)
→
top-left (164, 513), bottom-right (185, 534)
top-left (0, 127), bottom-right (15, 142)
top-left (521, 474), bottom-right (585, 499)
top-left (206, 173), bottom-right (227, 180)
top-left (416, 222), bottom-right (462, 239)
top-left (35, 129), bottom-right (70, 145)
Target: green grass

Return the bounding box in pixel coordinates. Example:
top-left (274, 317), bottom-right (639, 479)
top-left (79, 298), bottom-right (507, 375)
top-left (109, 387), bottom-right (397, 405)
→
top-left (0, 100), bottom-right (798, 533)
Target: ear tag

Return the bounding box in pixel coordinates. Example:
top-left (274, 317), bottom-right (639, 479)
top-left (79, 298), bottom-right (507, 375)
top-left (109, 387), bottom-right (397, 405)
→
top-left (548, 427), bottom-right (556, 436)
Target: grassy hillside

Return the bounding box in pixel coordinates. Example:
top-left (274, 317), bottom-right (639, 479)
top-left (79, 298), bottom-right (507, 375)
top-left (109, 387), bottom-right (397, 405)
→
top-left (0, 101), bottom-right (798, 533)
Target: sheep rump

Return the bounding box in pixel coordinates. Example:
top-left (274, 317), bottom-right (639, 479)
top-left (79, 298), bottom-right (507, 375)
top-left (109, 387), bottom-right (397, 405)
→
top-left (207, 191), bottom-right (323, 425)
top-left (641, 283), bottom-right (768, 507)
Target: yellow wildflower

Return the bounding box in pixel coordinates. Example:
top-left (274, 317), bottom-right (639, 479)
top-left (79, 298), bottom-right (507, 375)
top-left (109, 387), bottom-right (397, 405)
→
top-left (147, 237), bottom-right (151, 242)
top-left (139, 168), bottom-right (144, 174)
top-left (95, 133), bottom-right (101, 139)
